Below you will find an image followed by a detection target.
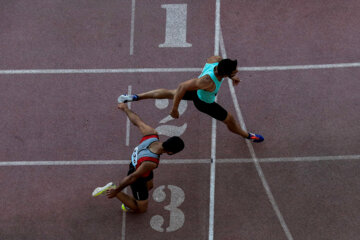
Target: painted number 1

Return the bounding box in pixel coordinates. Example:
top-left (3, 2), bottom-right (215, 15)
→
top-left (159, 4), bottom-right (192, 48)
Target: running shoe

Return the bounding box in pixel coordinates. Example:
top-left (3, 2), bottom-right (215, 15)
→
top-left (121, 203), bottom-right (132, 212)
top-left (247, 133), bottom-right (264, 143)
top-left (117, 94), bottom-right (138, 103)
top-left (92, 182), bottom-right (117, 197)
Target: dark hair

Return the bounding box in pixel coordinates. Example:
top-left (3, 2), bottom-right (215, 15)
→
top-left (162, 136), bottom-right (185, 154)
top-left (217, 59), bottom-right (237, 76)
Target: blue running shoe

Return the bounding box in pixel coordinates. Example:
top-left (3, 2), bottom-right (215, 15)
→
top-left (117, 94), bottom-right (138, 103)
top-left (247, 133), bottom-right (264, 143)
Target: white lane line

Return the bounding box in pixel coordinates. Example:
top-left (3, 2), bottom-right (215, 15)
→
top-left (0, 160), bottom-right (130, 166)
top-left (0, 68), bottom-right (203, 74)
top-left (129, 0), bottom-right (136, 55)
top-left (121, 187), bottom-right (128, 240)
top-left (2, 62), bottom-right (360, 75)
top-left (220, 28), bottom-right (294, 240)
top-left (213, 0), bottom-right (221, 56)
top-left (219, 155), bottom-right (360, 163)
top-left (0, 159), bottom-right (210, 166)
top-left (161, 159), bottom-right (210, 164)
top-left (125, 85), bottom-right (132, 146)
top-left (1, 155), bottom-right (359, 166)
top-left (209, 1), bottom-right (221, 240)
top-left (209, 118), bottom-right (217, 240)
top-left (239, 62), bottom-right (360, 71)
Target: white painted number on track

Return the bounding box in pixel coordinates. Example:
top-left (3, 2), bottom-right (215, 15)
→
top-left (159, 4), bottom-right (192, 48)
top-left (150, 185), bottom-right (185, 232)
top-left (155, 99), bottom-right (188, 136)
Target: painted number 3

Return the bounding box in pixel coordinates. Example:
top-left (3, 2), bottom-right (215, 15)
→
top-left (150, 185), bottom-right (185, 232)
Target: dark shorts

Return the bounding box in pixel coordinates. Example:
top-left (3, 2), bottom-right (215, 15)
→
top-left (128, 163), bottom-right (153, 201)
top-left (182, 91), bottom-right (228, 121)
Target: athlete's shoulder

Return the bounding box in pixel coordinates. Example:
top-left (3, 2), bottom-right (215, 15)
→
top-left (198, 74), bottom-right (213, 83)
top-left (206, 56), bottom-right (222, 63)
top-left (139, 134), bottom-right (159, 144)
top-left (197, 74), bottom-right (215, 90)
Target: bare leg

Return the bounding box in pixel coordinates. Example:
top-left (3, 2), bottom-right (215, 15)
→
top-left (147, 179), bottom-right (154, 191)
top-left (137, 89), bottom-right (176, 100)
top-left (116, 192), bottom-right (138, 210)
top-left (222, 112), bottom-right (249, 138)
top-left (115, 192), bottom-right (148, 213)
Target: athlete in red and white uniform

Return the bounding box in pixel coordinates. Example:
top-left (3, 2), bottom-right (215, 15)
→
top-left (106, 103), bottom-right (184, 213)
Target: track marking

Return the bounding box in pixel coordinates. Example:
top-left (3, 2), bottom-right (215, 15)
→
top-left (209, 117), bottom-right (217, 240)
top-left (239, 62), bottom-right (360, 71)
top-left (159, 4), bottom-right (192, 48)
top-left (2, 62), bottom-right (360, 75)
top-left (125, 85), bottom-right (132, 146)
top-left (129, 0), bottom-right (136, 55)
top-left (218, 155), bottom-right (360, 163)
top-left (0, 160), bottom-right (130, 166)
top-left (219, 28), bottom-right (294, 240)
top-left (0, 68), bottom-right (203, 74)
top-left (1, 155), bottom-right (359, 166)
top-left (121, 85), bottom-right (132, 240)
top-left (213, 0), bottom-right (221, 56)
top-left (0, 159), bottom-right (210, 166)
top-left (121, 187), bottom-right (128, 240)
top-left (208, 1), bottom-right (221, 240)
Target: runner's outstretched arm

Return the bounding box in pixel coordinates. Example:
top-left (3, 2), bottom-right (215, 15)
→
top-left (106, 162), bottom-right (157, 198)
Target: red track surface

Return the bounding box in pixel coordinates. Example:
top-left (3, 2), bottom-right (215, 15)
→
top-left (1, 1), bottom-right (360, 239)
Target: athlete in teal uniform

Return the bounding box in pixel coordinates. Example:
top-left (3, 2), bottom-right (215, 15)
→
top-left (118, 56), bottom-right (264, 143)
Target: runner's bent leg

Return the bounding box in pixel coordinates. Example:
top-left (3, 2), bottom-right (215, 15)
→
top-left (134, 200), bottom-right (148, 213)
top-left (115, 192), bottom-right (148, 213)
top-left (147, 179), bottom-right (154, 191)
top-left (116, 192), bottom-right (138, 210)
top-left (223, 112), bottom-right (249, 138)
top-left (192, 99), bottom-right (250, 138)
top-left (137, 89), bottom-right (176, 100)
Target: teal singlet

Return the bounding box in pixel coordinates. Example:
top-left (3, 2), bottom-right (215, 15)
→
top-left (197, 62), bottom-right (223, 103)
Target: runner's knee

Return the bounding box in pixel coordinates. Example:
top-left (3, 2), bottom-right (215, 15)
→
top-left (223, 112), bottom-right (233, 123)
top-left (169, 89), bottom-right (176, 98)
top-left (147, 180), bottom-right (154, 191)
top-left (135, 200), bottom-right (148, 213)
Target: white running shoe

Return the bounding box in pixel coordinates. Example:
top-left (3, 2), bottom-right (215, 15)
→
top-left (118, 94), bottom-right (136, 103)
top-left (92, 182), bottom-right (116, 197)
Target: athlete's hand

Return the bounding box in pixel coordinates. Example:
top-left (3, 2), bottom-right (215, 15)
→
top-left (117, 103), bottom-right (128, 111)
top-left (170, 108), bottom-right (179, 118)
top-left (231, 76), bottom-right (241, 86)
top-left (106, 188), bottom-right (119, 198)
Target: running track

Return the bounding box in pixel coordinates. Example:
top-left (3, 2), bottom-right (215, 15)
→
top-left (1, 1), bottom-right (360, 239)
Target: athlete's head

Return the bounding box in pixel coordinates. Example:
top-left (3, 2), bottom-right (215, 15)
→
top-left (162, 136), bottom-right (185, 155)
top-left (217, 59), bottom-right (238, 77)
